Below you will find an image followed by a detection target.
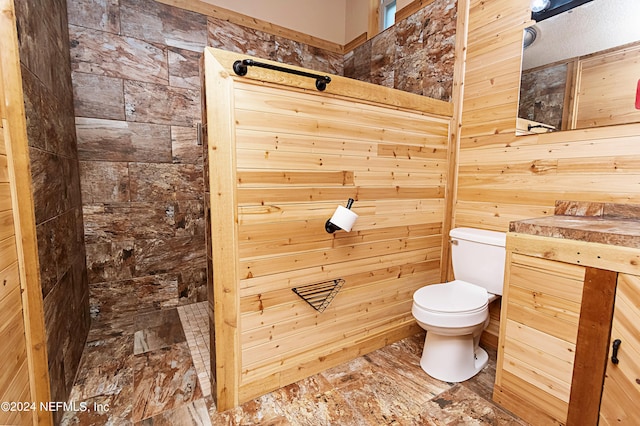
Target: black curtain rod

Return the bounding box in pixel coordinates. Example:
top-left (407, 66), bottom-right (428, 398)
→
top-left (232, 59), bottom-right (332, 91)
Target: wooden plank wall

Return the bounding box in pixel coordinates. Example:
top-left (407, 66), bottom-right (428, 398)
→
top-left (454, 0), bottom-right (640, 344)
top-left (573, 42), bottom-right (640, 130)
top-left (205, 48), bottom-right (453, 409)
top-left (496, 253), bottom-right (586, 424)
top-left (455, 0), bottom-right (640, 235)
top-left (0, 50), bottom-right (33, 426)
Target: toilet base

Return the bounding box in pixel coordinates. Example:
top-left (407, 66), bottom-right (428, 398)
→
top-left (419, 331), bottom-right (488, 383)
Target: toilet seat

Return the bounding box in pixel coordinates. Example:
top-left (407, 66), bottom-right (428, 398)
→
top-left (413, 280), bottom-right (488, 314)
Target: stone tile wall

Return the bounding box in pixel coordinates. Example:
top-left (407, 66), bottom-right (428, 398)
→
top-left (68, 0), bottom-right (207, 344)
top-left (344, 0), bottom-right (457, 102)
top-left (14, 0), bottom-right (90, 421)
top-left (68, 0), bottom-right (343, 346)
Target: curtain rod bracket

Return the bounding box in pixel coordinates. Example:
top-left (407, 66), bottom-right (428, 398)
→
top-left (232, 59), bottom-right (331, 91)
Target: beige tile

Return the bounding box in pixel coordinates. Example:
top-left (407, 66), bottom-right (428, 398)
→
top-left (178, 302), bottom-right (211, 396)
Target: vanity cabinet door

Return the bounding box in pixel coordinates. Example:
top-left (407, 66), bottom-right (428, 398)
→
top-left (494, 253), bottom-right (586, 425)
top-left (599, 273), bottom-right (640, 425)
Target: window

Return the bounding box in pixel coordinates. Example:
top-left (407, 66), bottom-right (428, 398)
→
top-left (381, 0), bottom-right (396, 31)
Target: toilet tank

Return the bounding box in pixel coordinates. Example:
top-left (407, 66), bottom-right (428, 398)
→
top-left (449, 227), bottom-right (507, 295)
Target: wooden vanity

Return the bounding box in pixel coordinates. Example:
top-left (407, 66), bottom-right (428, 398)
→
top-left (494, 201), bottom-right (640, 425)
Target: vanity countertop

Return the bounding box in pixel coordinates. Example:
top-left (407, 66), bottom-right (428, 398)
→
top-left (509, 200), bottom-right (640, 249)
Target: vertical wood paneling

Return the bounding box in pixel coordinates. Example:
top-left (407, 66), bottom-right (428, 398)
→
top-left (0, 52), bottom-right (33, 426)
top-left (204, 48), bottom-right (241, 411)
top-left (567, 267), bottom-right (617, 425)
top-left (206, 48), bottom-right (453, 409)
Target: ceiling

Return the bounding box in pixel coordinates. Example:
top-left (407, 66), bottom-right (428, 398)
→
top-left (531, 0), bottom-right (592, 22)
top-left (522, 0), bottom-right (640, 70)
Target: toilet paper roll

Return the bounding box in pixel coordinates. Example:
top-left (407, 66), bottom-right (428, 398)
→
top-left (329, 205), bottom-right (358, 232)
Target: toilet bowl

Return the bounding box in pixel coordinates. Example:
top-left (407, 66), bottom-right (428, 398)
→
top-left (412, 280), bottom-right (491, 382)
top-left (411, 228), bottom-right (506, 383)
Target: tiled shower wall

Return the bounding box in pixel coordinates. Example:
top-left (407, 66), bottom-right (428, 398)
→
top-left (15, 0), bottom-right (90, 420)
top-left (67, 0), bottom-right (344, 341)
top-left (344, 0), bottom-right (457, 102)
top-left (68, 0), bottom-right (208, 343)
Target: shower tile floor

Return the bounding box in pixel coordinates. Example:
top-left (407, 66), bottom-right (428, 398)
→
top-left (62, 302), bottom-right (526, 425)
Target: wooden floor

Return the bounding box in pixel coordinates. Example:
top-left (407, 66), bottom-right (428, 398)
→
top-left (61, 301), bottom-right (527, 425)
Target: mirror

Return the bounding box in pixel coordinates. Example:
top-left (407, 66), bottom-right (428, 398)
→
top-left (517, 0), bottom-right (640, 135)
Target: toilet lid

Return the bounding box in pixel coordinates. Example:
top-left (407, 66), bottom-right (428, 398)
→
top-left (413, 280), bottom-right (488, 313)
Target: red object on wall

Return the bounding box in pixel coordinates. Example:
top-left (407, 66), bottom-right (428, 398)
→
top-left (636, 79), bottom-right (640, 109)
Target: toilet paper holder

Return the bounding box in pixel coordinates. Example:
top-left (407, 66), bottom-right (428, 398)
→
top-left (325, 198), bottom-right (358, 233)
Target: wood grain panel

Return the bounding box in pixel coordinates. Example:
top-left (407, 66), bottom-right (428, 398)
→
top-left (238, 221), bottom-right (441, 259)
top-left (567, 267), bottom-right (617, 425)
top-left (235, 148), bottom-right (444, 173)
top-left (237, 170), bottom-right (355, 187)
top-left (0, 287), bottom-right (28, 383)
top-left (235, 129), bottom-right (379, 155)
top-left (495, 249), bottom-right (585, 424)
top-left (507, 285), bottom-right (581, 324)
top-left (502, 353), bottom-right (571, 403)
top-left (573, 43), bottom-right (640, 130)
top-left (0, 152), bottom-right (8, 181)
top-left (204, 48), bottom-right (241, 410)
top-left (599, 273), bottom-right (640, 425)
top-left (495, 370), bottom-right (568, 425)
top-left (454, 200), bottom-right (554, 231)
top-left (234, 85), bottom-right (451, 136)
top-left (206, 48), bottom-right (452, 410)
top-left (239, 235), bottom-right (439, 279)
top-left (235, 109), bottom-right (445, 147)
top-left (240, 251), bottom-right (441, 301)
top-left (237, 186), bottom-right (444, 204)
top-left (377, 143), bottom-right (448, 159)
top-left (503, 319), bottom-right (576, 365)
top-left (239, 259), bottom-right (439, 314)
top-left (241, 300), bottom-right (414, 368)
top-left (455, 0), bottom-right (640, 232)
top-left (211, 49), bottom-right (453, 117)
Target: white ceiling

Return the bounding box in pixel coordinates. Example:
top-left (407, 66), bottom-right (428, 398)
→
top-left (522, 0), bottom-right (640, 70)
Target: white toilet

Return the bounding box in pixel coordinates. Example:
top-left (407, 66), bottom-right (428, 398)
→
top-left (411, 227), bottom-right (506, 383)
